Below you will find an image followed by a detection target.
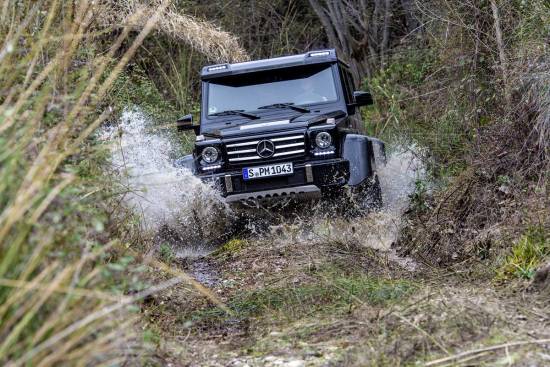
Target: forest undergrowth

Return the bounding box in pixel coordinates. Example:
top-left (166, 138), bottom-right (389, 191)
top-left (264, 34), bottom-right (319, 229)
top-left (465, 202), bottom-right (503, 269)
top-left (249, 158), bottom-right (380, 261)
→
top-left (1, 0), bottom-right (548, 366)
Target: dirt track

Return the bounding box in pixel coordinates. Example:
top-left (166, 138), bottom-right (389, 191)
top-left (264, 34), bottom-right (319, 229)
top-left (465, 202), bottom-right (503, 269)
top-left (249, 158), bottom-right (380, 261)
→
top-left (144, 217), bottom-right (549, 366)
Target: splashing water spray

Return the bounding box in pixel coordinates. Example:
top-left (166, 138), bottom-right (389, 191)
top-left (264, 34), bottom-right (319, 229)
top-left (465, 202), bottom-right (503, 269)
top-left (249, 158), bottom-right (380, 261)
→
top-left (101, 108), bottom-right (425, 269)
top-left (265, 146), bottom-right (425, 271)
top-left (99, 108), bottom-right (234, 256)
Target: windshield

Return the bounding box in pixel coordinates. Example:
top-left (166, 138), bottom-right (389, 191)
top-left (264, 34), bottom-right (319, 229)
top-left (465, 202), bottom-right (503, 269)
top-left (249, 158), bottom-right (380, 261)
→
top-left (206, 64), bottom-right (338, 117)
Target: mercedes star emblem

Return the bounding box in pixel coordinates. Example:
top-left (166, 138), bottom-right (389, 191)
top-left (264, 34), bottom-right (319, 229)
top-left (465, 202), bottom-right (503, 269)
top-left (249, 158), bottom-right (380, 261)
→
top-left (256, 139), bottom-right (275, 158)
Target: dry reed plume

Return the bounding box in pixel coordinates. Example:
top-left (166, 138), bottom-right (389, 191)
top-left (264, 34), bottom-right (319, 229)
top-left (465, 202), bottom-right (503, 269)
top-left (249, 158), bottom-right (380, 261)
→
top-left (97, 0), bottom-right (250, 63)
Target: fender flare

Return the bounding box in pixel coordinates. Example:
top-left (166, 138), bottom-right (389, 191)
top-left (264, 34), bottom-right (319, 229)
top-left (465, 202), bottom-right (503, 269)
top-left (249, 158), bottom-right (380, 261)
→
top-left (173, 154), bottom-right (198, 174)
top-left (342, 134), bottom-right (385, 187)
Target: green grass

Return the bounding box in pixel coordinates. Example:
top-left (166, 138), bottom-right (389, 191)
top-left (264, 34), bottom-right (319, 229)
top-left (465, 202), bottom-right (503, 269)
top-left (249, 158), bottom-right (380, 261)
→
top-left (159, 243), bottom-right (175, 263)
top-left (189, 272), bottom-right (413, 327)
top-left (112, 66), bottom-right (196, 154)
top-left (212, 238), bottom-right (248, 257)
top-left (112, 66), bottom-right (177, 122)
top-left (362, 47), bottom-right (471, 180)
top-left (498, 226), bottom-right (549, 280)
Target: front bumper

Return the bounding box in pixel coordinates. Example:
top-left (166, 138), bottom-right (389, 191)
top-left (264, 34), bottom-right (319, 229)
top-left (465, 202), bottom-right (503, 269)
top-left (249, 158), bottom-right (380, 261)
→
top-left (198, 158), bottom-right (350, 203)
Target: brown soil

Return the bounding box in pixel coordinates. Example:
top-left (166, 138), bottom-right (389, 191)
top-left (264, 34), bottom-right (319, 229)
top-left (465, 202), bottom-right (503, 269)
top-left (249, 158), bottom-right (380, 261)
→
top-left (143, 213), bottom-right (550, 367)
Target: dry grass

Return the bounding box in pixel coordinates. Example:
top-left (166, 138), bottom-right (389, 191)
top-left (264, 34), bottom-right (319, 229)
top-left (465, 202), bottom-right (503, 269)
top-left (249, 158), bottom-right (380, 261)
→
top-left (97, 0), bottom-right (249, 63)
top-left (0, 0), bottom-right (205, 365)
top-left (524, 61), bottom-right (550, 176)
top-left (397, 57), bottom-right (550, 267)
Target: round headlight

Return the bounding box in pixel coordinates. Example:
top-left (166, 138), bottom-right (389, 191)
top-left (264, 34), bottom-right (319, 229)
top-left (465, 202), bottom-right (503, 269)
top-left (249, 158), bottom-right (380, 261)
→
top-left (315, 131), bottom-right (332, 149)
top-left (201, 146), bottom-right (219, 163)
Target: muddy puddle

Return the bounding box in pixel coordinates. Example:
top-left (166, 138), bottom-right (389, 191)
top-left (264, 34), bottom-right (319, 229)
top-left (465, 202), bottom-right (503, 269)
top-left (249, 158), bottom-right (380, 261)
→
top-left (101, 107), bottom-right (426, 281)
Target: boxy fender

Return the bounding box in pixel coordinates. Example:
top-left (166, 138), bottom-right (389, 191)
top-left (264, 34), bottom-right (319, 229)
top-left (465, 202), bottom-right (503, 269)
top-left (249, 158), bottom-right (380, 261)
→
top-left (173, 154), bottom-right (197, 174)
top-left (342, 134), bottom-right (375, 187)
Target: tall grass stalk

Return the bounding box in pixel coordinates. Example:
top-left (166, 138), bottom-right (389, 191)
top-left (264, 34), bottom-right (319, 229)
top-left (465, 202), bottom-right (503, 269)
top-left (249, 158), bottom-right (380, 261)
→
top-left (0, 0), bottom-right (182, 365)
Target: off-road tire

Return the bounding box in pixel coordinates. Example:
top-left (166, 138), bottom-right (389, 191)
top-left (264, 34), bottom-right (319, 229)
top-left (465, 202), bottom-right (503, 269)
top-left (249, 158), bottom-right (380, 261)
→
top-left (342, 175), bottom-right (383, 217)
top-left (361, 175), bottom-right (383, 210)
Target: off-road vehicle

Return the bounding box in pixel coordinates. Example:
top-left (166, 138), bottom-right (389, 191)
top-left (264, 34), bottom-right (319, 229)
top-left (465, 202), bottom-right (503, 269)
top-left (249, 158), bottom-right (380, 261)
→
top-left (176, 49), bottom-right (385, 208)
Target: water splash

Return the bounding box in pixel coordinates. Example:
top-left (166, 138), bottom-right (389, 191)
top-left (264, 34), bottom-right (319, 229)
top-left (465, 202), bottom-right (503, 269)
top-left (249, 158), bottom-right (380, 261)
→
top-left (99, 107), bottom-right (234, 250)
top-left (258, 147), bottom-right (426, 271)
top-left (373, 147), bottom-right (426, 269)
top-left (379, 147), bottom-right (426, 215)
top-left (100, 108), bottom-right (425, 270)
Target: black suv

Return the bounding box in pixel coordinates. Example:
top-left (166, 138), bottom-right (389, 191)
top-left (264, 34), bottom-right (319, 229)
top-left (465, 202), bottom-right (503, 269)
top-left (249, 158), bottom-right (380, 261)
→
top-left (176, 49), bottom-right (385, 207)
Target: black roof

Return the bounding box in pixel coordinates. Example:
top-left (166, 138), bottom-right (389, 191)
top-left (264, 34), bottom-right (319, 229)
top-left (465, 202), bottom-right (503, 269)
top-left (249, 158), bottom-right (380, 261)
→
top-left (201, 49), bottom-right (344, 80)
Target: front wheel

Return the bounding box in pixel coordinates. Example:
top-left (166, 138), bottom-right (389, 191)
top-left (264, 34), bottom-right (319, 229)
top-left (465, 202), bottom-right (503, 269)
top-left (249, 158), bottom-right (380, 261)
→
top-left (321, 175), bottom-right (383, 218)
top-left (346, 175), bottom-right (383, 216)
top-left (359, 175), bottom-right (383, 210)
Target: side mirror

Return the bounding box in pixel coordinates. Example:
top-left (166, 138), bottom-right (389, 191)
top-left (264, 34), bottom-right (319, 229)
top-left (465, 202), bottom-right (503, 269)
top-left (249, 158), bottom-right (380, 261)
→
top-left (353, 91), bottom-right (374, 106)
top-left (176, 114), bottom-right (200, 135)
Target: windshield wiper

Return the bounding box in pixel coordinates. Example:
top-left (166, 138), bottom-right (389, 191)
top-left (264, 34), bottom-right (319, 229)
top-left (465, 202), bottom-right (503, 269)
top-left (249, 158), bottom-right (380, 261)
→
top-left (257, 103), bottom-right (310, 113)
top-left (209, 110), bottom-right (260, 119)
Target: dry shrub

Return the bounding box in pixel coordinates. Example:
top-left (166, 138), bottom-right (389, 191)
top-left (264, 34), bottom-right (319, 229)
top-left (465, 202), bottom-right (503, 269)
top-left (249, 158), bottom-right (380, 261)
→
top-left (399, 67), bottom-right (549, 266)
top-left (523, 65), bottom-right (550, 173)
top-left (97, 0), bottom-right (249, 63)
top-left (396, 1), bottom-right (549, 267)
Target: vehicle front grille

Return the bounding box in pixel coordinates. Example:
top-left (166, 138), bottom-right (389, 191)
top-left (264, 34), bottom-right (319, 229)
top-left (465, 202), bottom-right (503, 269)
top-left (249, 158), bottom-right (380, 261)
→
top-left (225, 133), bottom-right (306, 165)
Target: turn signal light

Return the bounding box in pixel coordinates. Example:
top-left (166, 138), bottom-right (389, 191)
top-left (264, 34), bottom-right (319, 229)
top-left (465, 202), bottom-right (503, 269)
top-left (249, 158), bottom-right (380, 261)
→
top-left (207, 64), bottom-right (228, 71)
top-left (308, 51), bottom-right (330, 57)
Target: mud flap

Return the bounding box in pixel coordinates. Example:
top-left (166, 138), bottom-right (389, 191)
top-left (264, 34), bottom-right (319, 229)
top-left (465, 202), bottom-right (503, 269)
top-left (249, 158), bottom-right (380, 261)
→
top-left (173, 154), bottom-right (197, 174)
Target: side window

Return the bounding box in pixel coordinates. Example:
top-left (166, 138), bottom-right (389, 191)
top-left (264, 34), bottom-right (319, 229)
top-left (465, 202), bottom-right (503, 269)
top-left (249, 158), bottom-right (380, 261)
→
top-left (345, 70), bottom-right (355, 93)
top-left (338, 65), bottom-right (353, 104)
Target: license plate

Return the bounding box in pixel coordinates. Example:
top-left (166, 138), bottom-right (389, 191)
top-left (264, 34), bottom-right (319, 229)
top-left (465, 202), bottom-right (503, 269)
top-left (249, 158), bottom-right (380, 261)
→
top-left (243, 163), bottom-right (293, 180)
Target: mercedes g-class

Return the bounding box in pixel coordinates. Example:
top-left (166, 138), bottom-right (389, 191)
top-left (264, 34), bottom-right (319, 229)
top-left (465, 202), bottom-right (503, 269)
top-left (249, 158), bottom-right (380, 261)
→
top-left (176, 49), bottom-right (385, 208)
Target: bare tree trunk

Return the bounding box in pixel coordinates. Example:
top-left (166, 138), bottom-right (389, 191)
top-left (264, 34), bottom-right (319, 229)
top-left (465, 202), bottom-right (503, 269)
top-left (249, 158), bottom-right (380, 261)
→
top-left (308, 0), bottom-right (365, 84)
top-left (380, 0), bottom-right (392, 67)
top-left (490, 0), bottom-right (510, 104)
top-left (308, 0), bottom-right (406, 86)
top-left (400, 0), bottom-right (418, 32)
top-left (308, 0), bottom-right (335, 44)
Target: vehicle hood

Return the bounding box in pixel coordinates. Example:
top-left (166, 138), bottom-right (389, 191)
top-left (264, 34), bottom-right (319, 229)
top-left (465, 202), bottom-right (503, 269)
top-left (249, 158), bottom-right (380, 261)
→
top-left (202, 110), bottom-right (347, 139)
